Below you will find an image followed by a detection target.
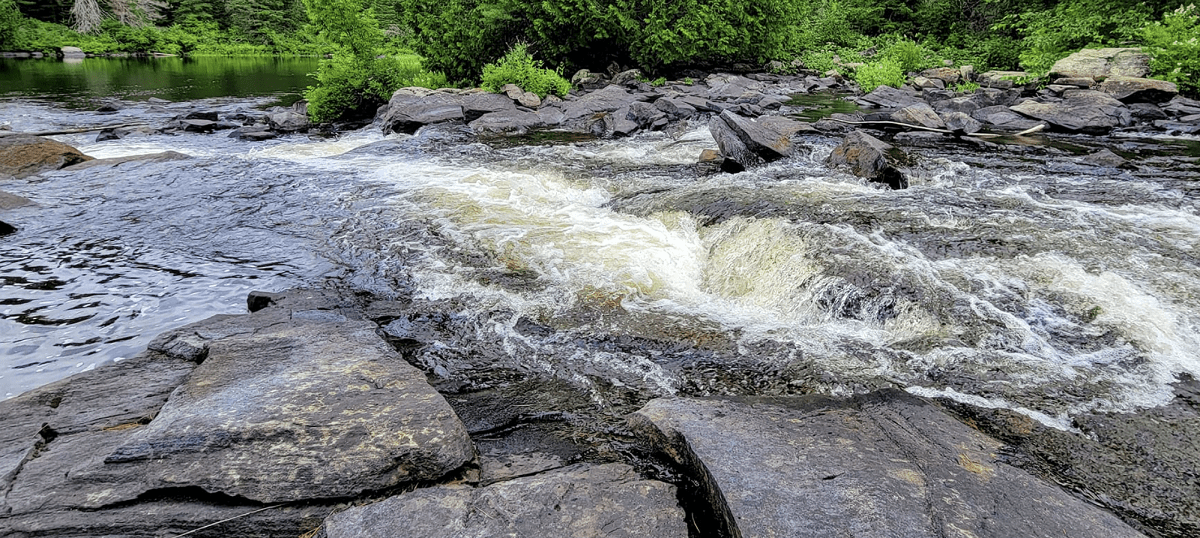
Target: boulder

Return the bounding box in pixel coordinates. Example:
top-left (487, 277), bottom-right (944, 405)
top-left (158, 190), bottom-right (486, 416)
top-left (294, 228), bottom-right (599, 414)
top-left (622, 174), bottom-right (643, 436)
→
top-left (972, 105), bottom-right (1045, 131)
top-left (912, 76), bottom-right (944, 90)
top-left (323, 463), bottom-right (689, 538)
top-left (708, 110), bottom-right (807, 169)
top-left (502, 84), bottom-right (542, 108)
top-left (1163, 95), bottom-right (1200, 117)
top-left (653, 98), bottom-right (697, 120)
top-left (1054, 76), bottom-right (1096, 88)
top-left (267, 109), bottom-right (310, 132)
top-left (561, 85), bottom-right (646, 124)
top-left (891, 102), bottom-right (945, 129)
top-left (460, 92), bottom-right (518, 122)
top-left (978, 70), bottom-right (1028, 89)
top-left (626, 101), bottom-right (667, 129)
top-left (185, 110), bottom-right (219, 121)
top-left (1081, 148), bottom-right (1128, 167)
top-left (381, 92), bottom-right (466, 135)
top-left (858, 85), bottom-right (923, 108)
top-left (919, 67), bottom-right (961, 85)
top-left (571, 69), bottom-right (609, 90)
top-left (611, 69), bottom-right (643, 87)
top-left (0, 134), bottom-right (92, 178)
top-left (1051, 47), bottom-right (1151, 79)
top-left (180, 118), bottom-right (218, 133)
top-left (468, 108), bottom-right (545, 135)
top-left (629, 391), bottom-right (1145, 538)
top-left (60, 46), bottom-right (85, 58)
top-left (826, 130), bottom-right (908, 189)
top-left (1097, 76), bottom-right (1178, 103)
top-left (1010, 90), bottom-right (1131, 134)
top-left (941, 111), bottom-right (983, 135)
top-left (931, 95), bottom-right (981, 115)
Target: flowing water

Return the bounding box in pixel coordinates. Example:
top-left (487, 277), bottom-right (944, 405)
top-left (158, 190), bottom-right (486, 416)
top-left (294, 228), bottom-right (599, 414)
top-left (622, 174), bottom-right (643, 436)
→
top-left (2, 90), bottom-right (1199, 432)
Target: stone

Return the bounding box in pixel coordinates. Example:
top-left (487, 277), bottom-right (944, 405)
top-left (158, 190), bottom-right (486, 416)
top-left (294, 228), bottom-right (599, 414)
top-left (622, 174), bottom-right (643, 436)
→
top-left (978, 70), bottom-right (1028, 89)
top-left (381, 92), bottom-right (466, 135)
top-left (706, 74), bottom-right (766, 100)
top-left (323, 463), bottom-right (688, 538)
top-left (185, 110), bottom-right (219, 121)
top-left (891, 102), bottom-right (945, 129)
top-left (561, 85), bottom-right (646, 124)
top-left (1010, 90), bottom-right (1131, 134)
top-left (708, 110), bottom-right (806, 169)
top-left (604, 107), bottom-right (640, 137)
top-left (460, 92), bottom-right (518, 122)
top-left (919, 67), bottom-right (961, 84)
top-left (1097, 76), bottom-right (1178, 103)
top-left (932, 95), bottom-right (981, 115)
top-left (698, 148), bottom-right (725, 174)
top-left (1081, 148), bottom-right (1128, 167)
top-left (267, 110), bottom-right (310, 133)
top-left (941, 111), bottom-right (983, 135)
top-left (1054, 76), bottom-right (1096, 88)
top-left (653, 98), bottom-right (696, 120)
top-left (61, 151), bottom-right (192, 171)
top-left (972, 105), bottom-right (1045, 131)
top-left (912, 76), bottom-right (944, 90)
top-left (468, 108), bottom-right (545, 135)
top-left (858, 85), bottom-right (923, 108)
top-left (626, 101), bottom-right (667, 129)
top-left (180, 119), bottom-right (218, 132)
top-left (1051, 47), bottom-right (1151, 79)
top-left (826, 130), bottom-right (908, 190)
top-left (0, 134), bottom-right (93, 178)
top-left (60, 46), bottom-right (85, 58)
top-left (1163, 96), bottom-right (1200, 117)
top-left (0, 190), bottom-right (34, 210)
top-left (611, 69), bottom-right (643, 86)
top-left (570, 69), bottom-right (608, 90)
top-left (1129, 102), bottom-right (1168, 121)
top-left (629, 391), bottom-right (1145, 538)
top-left (231, 128), bottom-right (278, 141)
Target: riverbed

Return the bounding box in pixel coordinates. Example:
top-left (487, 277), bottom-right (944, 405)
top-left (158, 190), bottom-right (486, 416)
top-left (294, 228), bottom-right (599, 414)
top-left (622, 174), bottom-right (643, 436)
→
top-left (2, 70), bottom-right (1199, 435)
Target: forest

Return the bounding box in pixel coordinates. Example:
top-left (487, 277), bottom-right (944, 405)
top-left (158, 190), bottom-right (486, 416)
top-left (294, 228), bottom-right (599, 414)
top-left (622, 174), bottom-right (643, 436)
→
top-left (1, 0), bottom-right (1197, 120)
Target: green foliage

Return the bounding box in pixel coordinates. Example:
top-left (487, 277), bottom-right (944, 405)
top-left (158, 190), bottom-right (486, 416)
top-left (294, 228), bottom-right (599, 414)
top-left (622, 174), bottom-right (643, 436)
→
top-left (480, 43), bottom-right (570, 98)
top-left (854, 57), bottom-right (905, 92)
top-left (1143, 4), bottom-right (1200, 95)
top-left (882, 39), bottom-right (927, 73)
top-left (954, 81), bottom-right (981, 93)
top-left (998, 0), bottom-right (1159, 73)
top-left (0, 0), bottom-right (21, 49)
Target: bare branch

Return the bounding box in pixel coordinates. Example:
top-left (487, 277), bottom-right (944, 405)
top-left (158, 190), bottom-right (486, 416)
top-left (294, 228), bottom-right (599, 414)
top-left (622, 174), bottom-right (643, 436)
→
top-left (70, 0), bottom-right (104, 33)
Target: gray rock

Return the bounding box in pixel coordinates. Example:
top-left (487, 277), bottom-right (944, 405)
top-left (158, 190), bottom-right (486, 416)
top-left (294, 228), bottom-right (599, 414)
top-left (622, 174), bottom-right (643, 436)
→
top-left (1051, 47), bottom-right (1151, 79)
top-left (1128, 102), bottom-right (1168, 121)
top-left (931, 95), bottom-right (981, 115)
top-left (468, 108), bottom-right (545, 135)
top-left (381, 93), bottom-right (466, 134)
top-left (1010, 90), bottom-right (1131, 134)
top-left (611, 68), bottom-right (642, 86)
top-left (461, 92), bottom-right (518, 122)
top-left (972, 105), bottom-right (1045, 131)
top-left (978, 70), bottom-right (1027, 89)
top-left (706, 74), bottom-right (766, 100)
top-left (324, 463), bottom-right (688, 538)
top-left (626, 101), bottom-right (667, 129)
top-left (60, 46), bottom-right (85, 58)
top-left (892, 102), bottom-right (945, 129)
top-left (653, 98), bottom-right (696, 120)
top-left (708, 110), bottom-right (807, 169)
top-left (0, 190), bottom-right (34, 210)
top-left (913, 76), bottom-right (944, 90)
top-left (561, 85), bottom-right (646, 124)
top-left (1055, 76), bottom-right (1096, 87)
top-left (827, 130), bottom-right (909, 189)
top-left (919, 67), bottom-right (961, 85)
top-left (858, 85), bottom-right (923, 108)
top-left (629, 391), bottom-right (1145, 538)
top-left (942, 111), bottom-right (983, 135)
top-left (61, 151), bottom-right (191, 171)
top-left (571, 69), bottom-right (609, 90)
top-left (267, 110), bottom-right (310, 133)
top-left (0, 134), bottom-right (93, 178)
top-left (1081, 148), bottom-right (1128, 167)
top-left (1097, 76), bottom-right (1179, 103)
top-left (1163, 95), bottom-right (1200, 117)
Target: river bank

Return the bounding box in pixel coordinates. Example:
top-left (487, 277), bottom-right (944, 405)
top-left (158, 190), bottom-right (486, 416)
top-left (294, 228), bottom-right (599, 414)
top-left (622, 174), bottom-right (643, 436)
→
top-left (2, 61), bottom-right (1199, 536)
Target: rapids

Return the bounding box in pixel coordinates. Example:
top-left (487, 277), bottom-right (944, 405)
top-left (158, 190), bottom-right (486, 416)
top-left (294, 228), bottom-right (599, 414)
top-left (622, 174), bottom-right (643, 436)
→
top-left (2, 97), bottom-right (1198, 432)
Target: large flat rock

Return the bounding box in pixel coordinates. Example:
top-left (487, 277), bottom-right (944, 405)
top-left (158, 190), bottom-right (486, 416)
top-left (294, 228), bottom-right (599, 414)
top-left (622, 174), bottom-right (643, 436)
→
top-left (1050, 47), bottom-right (1151, 79)
top-left (629, 390), bottom-right (1145, 538)
top-left (1010, 90), bottom-right (1131, 134)
top-left (324, 463), bottom-right (688, 538)
top-left (0, 134), bottom-right (93, 178)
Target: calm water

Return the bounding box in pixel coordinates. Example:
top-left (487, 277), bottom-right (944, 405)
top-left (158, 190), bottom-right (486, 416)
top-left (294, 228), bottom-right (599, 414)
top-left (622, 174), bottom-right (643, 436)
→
top-left (0, 56), bottom-right (319, 106)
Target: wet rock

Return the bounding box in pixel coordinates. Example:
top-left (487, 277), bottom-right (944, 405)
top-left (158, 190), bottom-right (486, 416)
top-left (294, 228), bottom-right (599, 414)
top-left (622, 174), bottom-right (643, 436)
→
top-left (267, 109), bottom-right (310, 133)
top-left (231, 127), bottom-right (278, 141)
top-left (1081, 148), bottom-right (1128, 167)
top-left (1010, 90), bottom-right (1131, 134)
top-left (708, 110), bottom-right (806, 169)
top-left (461, 92), bottom-right (518, 122)
top-left (827, 130), bottom-right (909, 189)
top-left (1153, 120), bottom-right (1200, 135)
top-left (697, 148), bottom-right (725, 174)
top-left (60, 46), bottom-right (85, 58)
top-left (62, 151), bottom-right (192, 171)
top-left (1129, 102), bottom-right (1169, 121)
top-left (1097, 76), bottom-right (1179, 103)
top-left (560, 85), bottom-right (647, 126)
top-left (1163, 95), bottom-right (1200, 117)
top-left (942, 111), bottom-right (983, 135)
top-left (381, 92), bottom-right (466, 135)
top-left (96, 102), bottom-right (122, 113)
top-left (571, 69), bottom-right (609, 90)
top-left (626, 101), bottom-right (667, 129)
top-left (891, 102), bottom-right (945, 129)
top-left (468, 108), bottom-right (545, 135)
top-left (654, 98), bottom-right (696, 120)
top-left (972, 105), bottom-right (1045, 131)
top-left (1051, 47), bottom-right (1151, 79)
top-left (180, 119), bottom-right (218, 133)
top-left (96, 125), bottom-right (156, 142)
top-left (323, 463), bottom-right (688, 538)
top-left (604, 107), bottom-right (640, 137)
top-left (0, 134), bottom-right (93, 178)
top-left (629, 391), bottom-right (1145, 538)
top-left (858, 85), bottom-right (923, 108)
top-left (185, 110), bottom-right (219, 121)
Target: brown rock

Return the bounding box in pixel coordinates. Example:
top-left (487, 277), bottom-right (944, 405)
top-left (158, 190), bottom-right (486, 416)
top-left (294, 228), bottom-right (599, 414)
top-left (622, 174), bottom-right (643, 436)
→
top-left (0, 134), bottom-right (92, 178)
top-left (1097, 76), bottom-right (1178, 103)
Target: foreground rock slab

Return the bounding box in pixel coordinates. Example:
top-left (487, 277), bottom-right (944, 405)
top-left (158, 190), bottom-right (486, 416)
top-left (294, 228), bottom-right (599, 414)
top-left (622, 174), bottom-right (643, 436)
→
top-left (324, 463), bottom-right (688, 538)
top-left (629, 390), bottom-right (1145, 538)
top-left (0, 134), bottom-right (93, 178)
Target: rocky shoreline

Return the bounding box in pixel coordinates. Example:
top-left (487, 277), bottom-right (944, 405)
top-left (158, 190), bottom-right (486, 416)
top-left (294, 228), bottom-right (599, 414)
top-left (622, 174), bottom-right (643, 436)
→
top-left (3, 289), bottom-right (1195, 537)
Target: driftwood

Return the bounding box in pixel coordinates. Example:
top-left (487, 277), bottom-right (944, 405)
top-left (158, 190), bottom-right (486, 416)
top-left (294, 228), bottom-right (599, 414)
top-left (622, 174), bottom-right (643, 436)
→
top-left (0, 123), bottom-right (149, 137)
top-left (829, 118), bottom-right (1046, 138)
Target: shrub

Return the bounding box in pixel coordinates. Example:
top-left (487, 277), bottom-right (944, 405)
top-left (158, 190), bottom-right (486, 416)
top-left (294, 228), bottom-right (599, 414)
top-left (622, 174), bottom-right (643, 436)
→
top-left (1142, 4), bottom-right (1200, 95)
top-left (854, 57), bottom-right (905, 92)
top-left (480, 43), bottom-right (570, 98)
top-left (883, 39), bottom-right (927, 73)
top-left (0, 0), bottom-right (20, 50)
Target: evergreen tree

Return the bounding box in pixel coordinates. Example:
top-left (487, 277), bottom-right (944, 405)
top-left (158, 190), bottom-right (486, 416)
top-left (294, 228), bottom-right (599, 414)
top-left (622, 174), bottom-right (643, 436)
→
top-left (1, 0), bottom-right (22, 49)
top-left (170, 0), bottom-right (222, 26)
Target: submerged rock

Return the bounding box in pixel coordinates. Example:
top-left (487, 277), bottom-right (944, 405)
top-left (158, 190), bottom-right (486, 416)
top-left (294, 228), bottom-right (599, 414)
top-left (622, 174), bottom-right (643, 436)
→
top-left (827, 130), bottom-right (909, 189)
top-left (629, 391), bottom-right (1146, 538)
top-left (323, 463), bottom-right (688, 538)
top-left (0, 134), bottom-right (92, 178)
top-left (61, 151), bottom-right (192, 171)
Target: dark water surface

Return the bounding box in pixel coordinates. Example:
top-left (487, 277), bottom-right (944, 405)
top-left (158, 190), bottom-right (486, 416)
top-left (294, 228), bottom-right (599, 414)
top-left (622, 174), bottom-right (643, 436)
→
top-left (0, 56), bottom-right (318, 107)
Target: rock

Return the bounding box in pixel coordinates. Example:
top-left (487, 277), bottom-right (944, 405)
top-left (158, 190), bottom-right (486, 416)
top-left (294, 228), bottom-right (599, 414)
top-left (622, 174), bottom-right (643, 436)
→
top-left (0, 190), bottom-right (34, 210)
top-left (501, 84), bottom-right (542, 108)
top-left (324, 463), bottom-right (687, 538)
top-left (561, 85), bottom-right (646, 125)
top-left (858, 85), bottom-right (923, 108)
top-left (61, 151), bottom-right (191, 171)
top-left (978, 70), bottom-right (1027, 89)
top-left (95, 125), bottom-right (156, 142)
top-left (1097, 76), bottom-right (1178, 103)
top-left (959, 64), bottom-right (976, 81)
top-left (654, 98), bottom-right (696, 120)
top-left (941, 111), bottom-right (983, 135)
top-left (60, 46), bottom-right (85, 58)
top-left (180, 119), bottom-right (218, 132)
top-left (1054, 76), bottom-right (1096, 88)
top-left (932, 95), bottom-right (981, 115)
top-left (1051, 47), bottom-right (1151, 79)
top-left (1128, 102), bottom-right (1168, 121)
top-left (0, 134), bottom-right (92, 178)
top-left (912, 76), bottom-right (944, 90)
top-left (1153, 120), bottom-right (1200, 135)
top-left (826, 130), bottom-right (909, 189)
top-left (96, 102), bottom-right (122, 113)
top-left (604, 107), bottom-right (640, 137)
top-left (1163, 95), bottom-right (1200, 117)
top-left (1010, 90), bottom-right (1131, 134)
top-left (381, 92), bottom-right (466, 135)
top-left (460, 92), bottom-right (518, 122)
top-left (629, 391), bottom-right (1145, 538)
top-left (697, 148), bottom-right (725, 174)
top-left (267, 109), bottom-right (310, 133)
top-left (706, 74), bottom-right (766, 100)
top-left (1081, 148), bottom-right (1128, 167)
top-left (611, 69), bottom-right (642, 86)
top-left (626, 101), bottom-right (667, 129)
top-left (571, 69), bottom-right (608, 90)
top-left (971, 105), bottom-right (1045, 131)
top-left (919, 67), bottom-right (961, 85)
top-left (147, 97), bottom-right (171, 104)
top-left (468, 108), bottom-right (545, 135)
top-left (230, 127), bottom-right (278, 141)
top-left (185, 110), bottom-right (219, 121)
top-left (891, 102), bottom-right (945, 129)
top-left (708, 110), bottom-right (806, 169)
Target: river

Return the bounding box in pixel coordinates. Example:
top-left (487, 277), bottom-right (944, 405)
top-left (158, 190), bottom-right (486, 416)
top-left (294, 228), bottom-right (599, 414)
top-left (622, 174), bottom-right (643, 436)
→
top-left (2, 58), bottom-right (1199, 433)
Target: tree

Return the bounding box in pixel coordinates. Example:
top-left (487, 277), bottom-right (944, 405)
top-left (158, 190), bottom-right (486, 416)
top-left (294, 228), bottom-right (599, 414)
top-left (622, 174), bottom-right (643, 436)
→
top-left (70, 0), bottom-right (168, 33)
top-left (0, 0), bottom-right (22, 49)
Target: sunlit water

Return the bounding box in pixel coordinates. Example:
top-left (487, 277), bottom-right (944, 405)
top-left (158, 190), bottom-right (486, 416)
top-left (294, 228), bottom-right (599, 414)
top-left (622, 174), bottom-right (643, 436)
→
top-left (2, 98), bottom-right (1198, 432)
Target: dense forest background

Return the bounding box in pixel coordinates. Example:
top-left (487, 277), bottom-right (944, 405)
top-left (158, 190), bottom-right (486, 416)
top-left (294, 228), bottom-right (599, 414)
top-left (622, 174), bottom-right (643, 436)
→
top-left (1, 0), bottom-right (1197, 120)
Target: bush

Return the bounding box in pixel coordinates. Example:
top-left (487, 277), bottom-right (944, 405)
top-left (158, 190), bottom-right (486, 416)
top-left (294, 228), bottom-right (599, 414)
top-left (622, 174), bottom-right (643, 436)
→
top-left (480, 43), bottom-right (570, 98)
top-left (998, 0), bottom-right (1157, 73)
top-left (854, 57), bottom-right (905, 92)
top-left (1143, 4), bottom-right (1200, 95)
top-left (883, 39), bottom-right (927, 73)
top-left (0, 0), bottom-right (20, 50)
